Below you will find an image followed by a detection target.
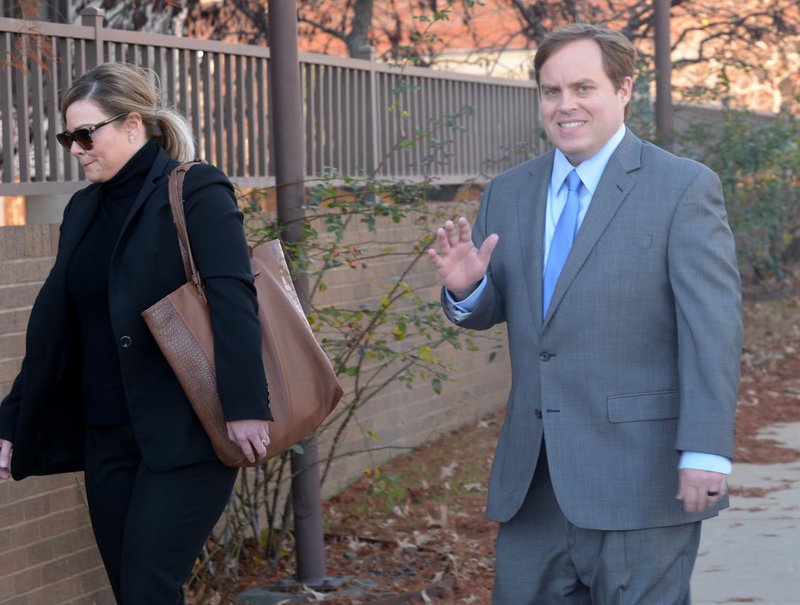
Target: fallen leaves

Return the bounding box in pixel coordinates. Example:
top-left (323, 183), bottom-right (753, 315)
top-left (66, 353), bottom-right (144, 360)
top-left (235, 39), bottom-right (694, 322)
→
top-left (208, 288), bottom-right (800, 604)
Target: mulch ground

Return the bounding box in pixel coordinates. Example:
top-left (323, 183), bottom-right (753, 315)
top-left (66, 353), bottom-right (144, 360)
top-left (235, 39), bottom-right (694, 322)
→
top-left (199, 285), bottom-right (800, 605)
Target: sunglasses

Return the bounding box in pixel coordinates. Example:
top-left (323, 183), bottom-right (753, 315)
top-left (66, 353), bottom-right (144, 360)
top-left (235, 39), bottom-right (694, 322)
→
top-left (56, 112), bottom-right (128, 151)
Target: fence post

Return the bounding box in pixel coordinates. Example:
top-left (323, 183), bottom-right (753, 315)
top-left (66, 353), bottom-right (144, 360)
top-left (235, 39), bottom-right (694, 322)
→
top-left (355, 45), bottom-right (380, 177)
top-left (80, 6), bottom-right (105, 69)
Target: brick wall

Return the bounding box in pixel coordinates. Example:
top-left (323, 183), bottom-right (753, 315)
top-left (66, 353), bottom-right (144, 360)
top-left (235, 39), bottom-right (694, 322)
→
top-left (0, 226), bottom-right (115, 605)
top-left (0, 199), bottom-right (512, 603)
top-left (0, 476), bottom-right (112, 605)
top-left (309, 198), bottom-right (512, 496)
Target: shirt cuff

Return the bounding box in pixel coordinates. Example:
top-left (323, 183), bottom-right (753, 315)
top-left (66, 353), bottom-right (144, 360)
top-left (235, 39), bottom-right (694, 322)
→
top-left (444, 276), bottom-right (488, 313)
top-left (678, 451), bottom-right (732, 475)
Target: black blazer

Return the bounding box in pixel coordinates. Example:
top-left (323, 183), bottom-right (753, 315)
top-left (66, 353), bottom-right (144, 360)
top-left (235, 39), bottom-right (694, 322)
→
top-left (0, 147), bottom-right (271, 479)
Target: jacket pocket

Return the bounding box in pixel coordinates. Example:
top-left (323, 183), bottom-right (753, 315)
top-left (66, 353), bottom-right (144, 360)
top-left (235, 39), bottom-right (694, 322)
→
top-left (607, 389), bottom-right (679, 423)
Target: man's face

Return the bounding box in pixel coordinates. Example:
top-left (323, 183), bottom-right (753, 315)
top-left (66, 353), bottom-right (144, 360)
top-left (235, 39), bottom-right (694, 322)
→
top-left (538, 38), bottom-right (632, 166)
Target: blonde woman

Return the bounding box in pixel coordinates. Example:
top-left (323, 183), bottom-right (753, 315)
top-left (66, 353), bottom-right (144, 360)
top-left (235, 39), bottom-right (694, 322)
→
top-left (0, 63), bottom-right (272, 604)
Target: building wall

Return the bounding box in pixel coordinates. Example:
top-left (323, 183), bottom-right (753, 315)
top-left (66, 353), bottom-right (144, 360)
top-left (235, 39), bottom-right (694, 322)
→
top-left (0, 476), bottom-right (113, 605)
top-left (306, 196), bottom-right (512, 497)
top-left (0, 226), bottom-right (116, 605)
top-left (0, 194), bottom-right (513, 603)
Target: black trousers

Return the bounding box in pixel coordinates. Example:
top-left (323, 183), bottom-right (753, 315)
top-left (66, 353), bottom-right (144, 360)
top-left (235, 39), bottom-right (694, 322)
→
top-left (83, 425), bottom-right (238, 605)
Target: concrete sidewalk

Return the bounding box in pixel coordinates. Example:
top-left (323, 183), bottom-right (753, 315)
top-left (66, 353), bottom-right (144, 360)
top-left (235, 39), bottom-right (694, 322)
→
top-left (692, 422), bottom-right (800, 605)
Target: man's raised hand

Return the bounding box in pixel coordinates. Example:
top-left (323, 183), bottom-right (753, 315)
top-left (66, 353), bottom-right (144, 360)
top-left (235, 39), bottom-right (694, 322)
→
top-left (427, 217), bottom-right (499, 300)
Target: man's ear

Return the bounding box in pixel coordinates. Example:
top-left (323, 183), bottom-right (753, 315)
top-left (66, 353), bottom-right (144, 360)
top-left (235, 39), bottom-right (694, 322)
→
top-left (617, 76), bottom-right (633, 104)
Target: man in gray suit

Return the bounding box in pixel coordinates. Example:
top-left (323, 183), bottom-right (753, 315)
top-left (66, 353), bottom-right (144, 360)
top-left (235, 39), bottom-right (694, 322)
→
top-left (428, 23), bottom-right (742, 604)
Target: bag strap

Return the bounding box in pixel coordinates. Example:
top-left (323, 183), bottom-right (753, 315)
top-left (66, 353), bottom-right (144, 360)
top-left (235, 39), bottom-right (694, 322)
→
top-left (168, 160), bottom-right (208, 303)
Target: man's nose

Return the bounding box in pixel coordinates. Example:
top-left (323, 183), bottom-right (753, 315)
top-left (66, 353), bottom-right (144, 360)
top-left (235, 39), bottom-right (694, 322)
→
top-left (557, 91), bottom-right (578, 111)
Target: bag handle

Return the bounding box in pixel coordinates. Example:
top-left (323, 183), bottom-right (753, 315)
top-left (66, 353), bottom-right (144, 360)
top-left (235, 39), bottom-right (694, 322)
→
top-left (168, 160), bottom-right (208, 303)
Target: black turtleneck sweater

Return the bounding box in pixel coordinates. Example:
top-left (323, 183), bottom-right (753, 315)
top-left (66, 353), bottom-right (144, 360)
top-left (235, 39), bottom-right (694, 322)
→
top-left (67, 139), bottom-right (159, 425)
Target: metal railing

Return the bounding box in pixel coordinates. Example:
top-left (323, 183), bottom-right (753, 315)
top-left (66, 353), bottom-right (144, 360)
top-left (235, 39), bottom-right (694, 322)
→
top-left (0, 10), bottom-right (541, 197)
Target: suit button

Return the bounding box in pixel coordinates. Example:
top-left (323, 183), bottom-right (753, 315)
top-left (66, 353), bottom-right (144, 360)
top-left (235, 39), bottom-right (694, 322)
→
top-left (534, 409), bottom-right (542, 419)
top-left (119, 335), bottom-right (132, 348)
top-left (539, 352), bottom-right (551, 361)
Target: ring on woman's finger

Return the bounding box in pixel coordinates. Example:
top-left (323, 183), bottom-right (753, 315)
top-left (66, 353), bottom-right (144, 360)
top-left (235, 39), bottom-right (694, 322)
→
top-left (260, 437), bottom-right (269, 445)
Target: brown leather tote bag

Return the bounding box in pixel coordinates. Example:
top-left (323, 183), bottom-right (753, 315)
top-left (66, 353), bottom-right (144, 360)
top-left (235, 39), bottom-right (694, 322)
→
top-left (142, 162), bottom-right (343, 467)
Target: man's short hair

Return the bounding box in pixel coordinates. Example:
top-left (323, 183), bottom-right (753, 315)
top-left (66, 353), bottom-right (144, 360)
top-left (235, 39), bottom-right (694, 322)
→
top-left (534, 23), bottom-right (637, 95)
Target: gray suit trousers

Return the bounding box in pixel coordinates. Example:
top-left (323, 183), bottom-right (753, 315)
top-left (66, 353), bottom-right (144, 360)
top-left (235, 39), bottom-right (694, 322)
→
top-left (493, 448), bottom-right (701, 605)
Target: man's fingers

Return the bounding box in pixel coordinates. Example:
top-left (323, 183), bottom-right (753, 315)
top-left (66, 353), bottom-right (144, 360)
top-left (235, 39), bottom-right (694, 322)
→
top-left (478, 233), bottom-right (500, 264)
top-left (456, 216), bottom-right (472, 242)
top-left (428, 218), bottom-right (497, 295)
top-left (434, 225), bottom-right (447, 252)
top-left (676, 485), bottom-right (705, 513)
top-left (439, 218), bottom-right (471, 250)
top-left (442, 220), bottom-right (456, 247)
top-left (681, 492), bottom-right (721, 514)
top-left (677, 469), bottom-right (727, 513)
top-left (677, 490), bottom-right (701, 513)
top-left (431, 218), bottom-right (483, 258)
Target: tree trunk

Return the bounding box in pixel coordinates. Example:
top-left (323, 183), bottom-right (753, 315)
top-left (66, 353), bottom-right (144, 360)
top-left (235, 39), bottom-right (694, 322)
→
top-left (345, 0), bottom-right (375, 56)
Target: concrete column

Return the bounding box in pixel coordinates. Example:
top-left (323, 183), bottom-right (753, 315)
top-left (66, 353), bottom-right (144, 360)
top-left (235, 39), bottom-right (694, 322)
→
top-left (24, 193), bottom-right (70, 224)
top-left (267, 0), bottom-right (328, 587)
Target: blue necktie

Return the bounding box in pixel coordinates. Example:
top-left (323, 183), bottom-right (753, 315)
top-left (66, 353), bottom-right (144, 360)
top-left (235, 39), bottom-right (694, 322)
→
top-left (543, 169), bottom-right (582, 318)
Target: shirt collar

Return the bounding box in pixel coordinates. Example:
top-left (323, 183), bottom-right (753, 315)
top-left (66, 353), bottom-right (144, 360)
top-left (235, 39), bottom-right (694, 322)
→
top-left (551, 124), bottom-right (627, 195)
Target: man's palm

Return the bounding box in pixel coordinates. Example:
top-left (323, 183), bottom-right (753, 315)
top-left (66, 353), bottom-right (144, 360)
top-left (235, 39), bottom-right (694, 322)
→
top-left (428, 217), bottom-right (498, 299)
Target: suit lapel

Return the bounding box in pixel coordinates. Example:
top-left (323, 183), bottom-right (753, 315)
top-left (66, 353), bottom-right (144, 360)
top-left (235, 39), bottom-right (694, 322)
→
top-left (543, 132), bottom-right (642, 325)
top-left (518, 152), bottom-right (553, 333)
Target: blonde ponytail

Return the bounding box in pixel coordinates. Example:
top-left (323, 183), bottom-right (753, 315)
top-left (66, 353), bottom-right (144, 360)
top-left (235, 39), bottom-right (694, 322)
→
top-left (61, 63), bottom-right (196, 161)
top-left (156, 110), bottom-right (196, 161)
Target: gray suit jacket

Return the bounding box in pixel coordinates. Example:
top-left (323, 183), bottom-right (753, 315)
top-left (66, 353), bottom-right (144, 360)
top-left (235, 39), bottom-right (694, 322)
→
top-left (446, 130), bottom-right (742, 530)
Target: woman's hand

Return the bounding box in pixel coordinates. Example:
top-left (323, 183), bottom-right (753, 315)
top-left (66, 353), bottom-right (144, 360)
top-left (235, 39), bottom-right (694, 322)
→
top-left (0, 439), bottom-right (13, 480)
top-left (226, 419), bottom-right (270, 464)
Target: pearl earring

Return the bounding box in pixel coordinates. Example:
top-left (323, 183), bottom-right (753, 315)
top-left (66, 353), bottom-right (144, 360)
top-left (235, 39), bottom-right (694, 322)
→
top-left (128, 134), bottom-right (135, 143)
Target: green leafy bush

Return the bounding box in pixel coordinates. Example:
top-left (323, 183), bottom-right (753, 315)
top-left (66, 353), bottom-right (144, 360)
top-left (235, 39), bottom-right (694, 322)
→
top-left (679, 109), bottom-right (800, 281)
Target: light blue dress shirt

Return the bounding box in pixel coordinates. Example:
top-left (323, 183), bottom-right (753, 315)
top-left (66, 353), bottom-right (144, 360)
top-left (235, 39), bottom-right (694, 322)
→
top-left (544, 125), bottom-right (626, 265)
top-left (443, 124), bottom-right (731, 475)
